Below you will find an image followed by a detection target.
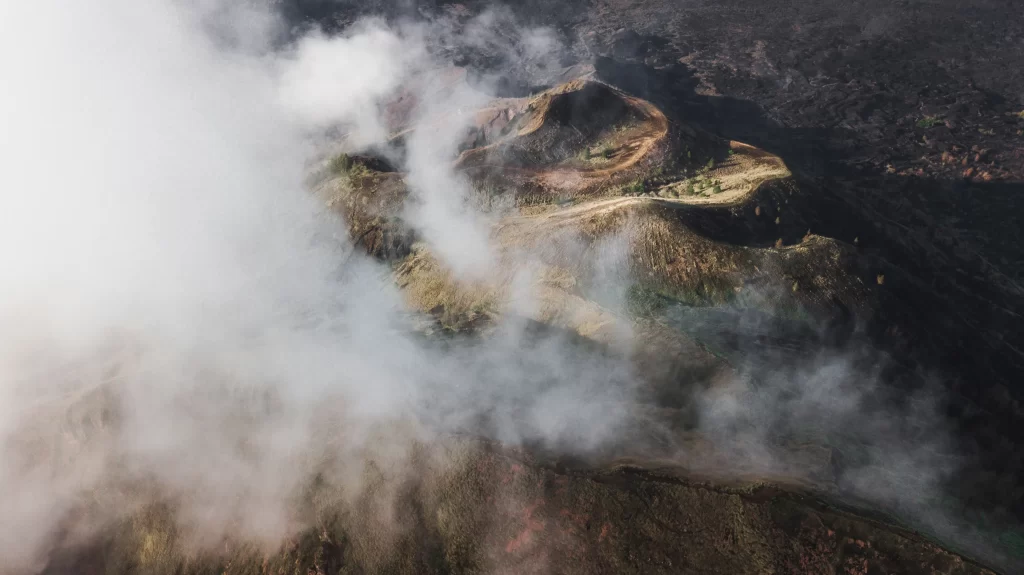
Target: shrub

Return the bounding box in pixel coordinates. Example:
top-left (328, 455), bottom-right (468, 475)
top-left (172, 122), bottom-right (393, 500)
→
top-left (329, 153), bottom-right (352, 175)
top-left (327, 152), bottom-right (372, 180)
top-left (916, 116), bottom-right (943, 129)
top-left (705, 158), bottom-right (716, 170)
top-left (349, 162), bottom-right (370, 178)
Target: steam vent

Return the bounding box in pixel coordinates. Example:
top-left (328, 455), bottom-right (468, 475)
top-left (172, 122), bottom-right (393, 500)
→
top-left (4, 1), bottom-right (1024, 574)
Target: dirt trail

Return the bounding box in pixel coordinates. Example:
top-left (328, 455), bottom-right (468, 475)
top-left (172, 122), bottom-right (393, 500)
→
top-left (542, 94), bottom-right (668, 180)
top-left (653, 140), bottom-right (791, 206)
top-left (456, 82), bottom-right (670, 189)
top-left (455, 81), bottom-right (787, 214)
top-left (499, 140), bottom-right (789, 233)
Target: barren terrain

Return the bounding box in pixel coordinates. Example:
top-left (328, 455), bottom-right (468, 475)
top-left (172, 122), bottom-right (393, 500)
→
top-left (33, 1), bottom-right (1024, 573)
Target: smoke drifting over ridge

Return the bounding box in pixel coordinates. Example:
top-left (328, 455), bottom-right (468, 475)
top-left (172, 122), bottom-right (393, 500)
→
top-left (0, 1), bottom-right (640, 568)
top-left (0, 0), bottom-right (995, 571)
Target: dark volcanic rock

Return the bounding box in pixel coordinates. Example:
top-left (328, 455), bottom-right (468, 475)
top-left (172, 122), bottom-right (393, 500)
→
top-left (281, 0), bottom-right (1024, 571)
top-left (44, 439), bottom-right (998, 575)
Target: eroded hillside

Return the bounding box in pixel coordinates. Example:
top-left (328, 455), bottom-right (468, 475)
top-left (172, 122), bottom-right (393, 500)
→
top-left (241, 75), bottom-right (1001, 573)
top-left (14, 1), bottom-right (1024, 574)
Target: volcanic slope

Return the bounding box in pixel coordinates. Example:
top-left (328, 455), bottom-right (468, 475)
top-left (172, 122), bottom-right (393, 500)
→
top-left (318, 79), bottom-right (887, 458)
top-left (49, 78), bottom-right (997, 575)
top-left (322, 78), bottom-right (868, 333)
top-left (66, 438), bottom-right (995, 575)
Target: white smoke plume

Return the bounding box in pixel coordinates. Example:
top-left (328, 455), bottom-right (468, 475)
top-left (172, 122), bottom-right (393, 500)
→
top-left (0, 0), bottom-right (995, 572)
top-left (0, 1), bottom-right (644, 570)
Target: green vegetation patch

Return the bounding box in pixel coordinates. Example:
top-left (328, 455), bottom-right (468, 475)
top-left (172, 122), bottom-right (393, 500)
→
top-left (625, 281), bottom-right (739, 319)
top-left (626, 179), bottom-right (646, 195)
top-left (329, 153), bottom-right (370, 179)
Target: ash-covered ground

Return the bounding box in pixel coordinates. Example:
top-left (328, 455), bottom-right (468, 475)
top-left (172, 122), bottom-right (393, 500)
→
top-left (4, 1), bottom-right (1023, 573)
top-left (285, 0), bottom-right (1024, 566)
